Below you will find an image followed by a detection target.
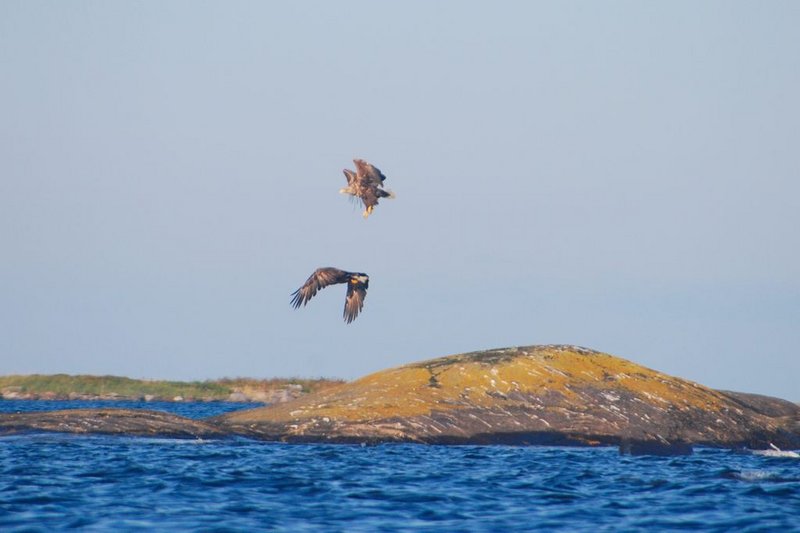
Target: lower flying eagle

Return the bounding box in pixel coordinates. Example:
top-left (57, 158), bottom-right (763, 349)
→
top-left (290, 267), bottom-right (369, 323)
top-left (340, 158), bottom-right (395, 218)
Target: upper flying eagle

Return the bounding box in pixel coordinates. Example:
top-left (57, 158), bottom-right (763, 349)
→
top-left (290, 267), bottom-right (369, 323)
top-left (339, 158), bottom-right (395, 218)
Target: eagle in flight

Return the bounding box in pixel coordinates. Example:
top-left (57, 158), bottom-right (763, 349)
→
top-left (290, 267), bottom-right (369, 323)
top-left (340, 158), bottom-right (395, 218)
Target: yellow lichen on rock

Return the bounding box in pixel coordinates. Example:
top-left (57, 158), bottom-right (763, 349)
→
top-left (222, 345), bottom-right (730, 427)
top-left (8, 344), bottom-right (793, 449)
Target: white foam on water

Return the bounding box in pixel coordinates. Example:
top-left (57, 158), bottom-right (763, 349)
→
top-left (734, 470), bottom-right (780, 482)
top-left (751, 449), bottom-right (800, 458)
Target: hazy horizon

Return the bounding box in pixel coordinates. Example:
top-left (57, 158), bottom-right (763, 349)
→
top-left (2, 2), bottom-right (798, 400)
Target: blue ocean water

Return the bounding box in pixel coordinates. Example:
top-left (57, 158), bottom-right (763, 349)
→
top-left (1, 402), bottom-right (799, 531)
top-left (0, 399), bottom-right (263, 419)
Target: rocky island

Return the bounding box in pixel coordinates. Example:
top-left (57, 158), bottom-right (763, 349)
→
top-left (2, 345), bottom-right (799, 455)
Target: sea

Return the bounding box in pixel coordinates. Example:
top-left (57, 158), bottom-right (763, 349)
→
top-left (1, 401), bottom-right (798, 532)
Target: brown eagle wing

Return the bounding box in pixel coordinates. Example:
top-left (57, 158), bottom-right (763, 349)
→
top-left (343, 281), bottom-right (368, 323)
top-left (342, 168), bottom-right (357, 186)
top-left (353, 159), bottom-right (387, 187)
top-left (291, 268), bottom-right (349, 308)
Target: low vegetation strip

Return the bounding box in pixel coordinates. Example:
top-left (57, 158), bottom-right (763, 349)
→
top-left (0, 374), bottom-right (344, 402)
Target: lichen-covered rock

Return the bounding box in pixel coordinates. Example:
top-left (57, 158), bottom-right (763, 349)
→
top-left (0, 409), bottom-right (225, 439)
top-left (215, 345), bottom-right (800, 450)
top-left (2, 345), bottom-right (798, 454)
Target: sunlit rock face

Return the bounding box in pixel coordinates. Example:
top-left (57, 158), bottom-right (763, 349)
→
top-left (215, 345), bottom-right (800, 450)
top-left (2, 345), bottom-right (798, 454)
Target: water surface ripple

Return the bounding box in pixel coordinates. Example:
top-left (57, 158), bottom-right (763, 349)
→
top-left (1, 402), bottom-right (798, 531)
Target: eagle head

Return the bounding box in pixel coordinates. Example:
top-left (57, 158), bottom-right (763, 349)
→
top-left (351, 273), bottom-right (369, 286)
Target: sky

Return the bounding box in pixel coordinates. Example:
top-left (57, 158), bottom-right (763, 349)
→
top-left (1, 1), bottom-right (798, 400)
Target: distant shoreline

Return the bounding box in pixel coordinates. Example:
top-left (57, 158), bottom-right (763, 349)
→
top-left (0, 374), bottom-right (343, 404)
top-left (3, 346), bottom-right (799, 453)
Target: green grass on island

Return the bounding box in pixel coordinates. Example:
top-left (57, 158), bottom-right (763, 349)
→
top-left (0, 374), bottom-right (344, 402)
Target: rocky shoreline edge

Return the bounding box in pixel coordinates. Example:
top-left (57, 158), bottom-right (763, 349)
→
top-left (2, 345), bottom-right (798, 456)
top-left (0, 378), bottom-right (342, 403)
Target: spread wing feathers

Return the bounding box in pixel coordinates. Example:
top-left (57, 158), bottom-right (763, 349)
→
top-left (344, 282), bottom-right (367, 323)
top-left (353, 159), bottom-right (387, 187)
top-left (290, 268), bottom-right (350, 308)
top-left (342, 168), bottom-right (357, 186)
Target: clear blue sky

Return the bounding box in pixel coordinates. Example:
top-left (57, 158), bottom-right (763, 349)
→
top-left (2, 1), bottom-right (798, 400)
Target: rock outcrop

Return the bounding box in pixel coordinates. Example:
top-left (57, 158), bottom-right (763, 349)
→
top-left (0, 409), bottom-right (225, 439)
top-left (215, 345), bottom-right (800, 450)
top-left (2, 346), bottom-right (799, 454)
